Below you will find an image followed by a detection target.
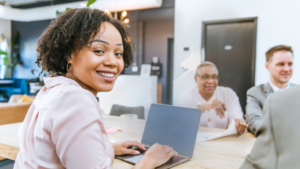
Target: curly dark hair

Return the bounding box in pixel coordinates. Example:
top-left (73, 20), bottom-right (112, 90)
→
top-left (36, 8), bottom-right (133, 74)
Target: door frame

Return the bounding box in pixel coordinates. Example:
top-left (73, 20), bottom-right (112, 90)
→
top-left (201, 17), bottom-right (257, 86)
top-left (166, 38), bottom-right (174, 105)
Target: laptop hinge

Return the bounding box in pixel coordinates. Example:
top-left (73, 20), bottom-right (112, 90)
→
top-left (181, 155), bottom-right (191, 159)
top-left (141, 142), bottom-right (152, 148)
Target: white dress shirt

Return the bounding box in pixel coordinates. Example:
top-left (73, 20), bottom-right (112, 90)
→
top-left (269, 81), bottom-right (290, 92)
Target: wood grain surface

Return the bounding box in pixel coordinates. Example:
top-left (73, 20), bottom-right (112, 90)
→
top-left (0, 102), bottom-right (31, 125)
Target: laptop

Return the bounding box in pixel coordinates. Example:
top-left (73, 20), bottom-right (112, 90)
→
top-left (115, 104), bottom-right (201, 169)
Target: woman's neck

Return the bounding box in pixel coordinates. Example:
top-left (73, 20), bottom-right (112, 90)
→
top-left (65, 73), bottom-right (98, 96)
top-left (199, 90), bottom-right (214, 101)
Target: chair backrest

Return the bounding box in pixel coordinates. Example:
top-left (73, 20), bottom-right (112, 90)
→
top-left (12, 78), bottom-right (21, 87)
top-left (110, 104), bottom-right (145, 119)
top-left (0, 102), bottom-right (31, 125)
top-left (10, 79), bottom-right (29, 95)
top-left (20, 79), bottom-right (29, 95)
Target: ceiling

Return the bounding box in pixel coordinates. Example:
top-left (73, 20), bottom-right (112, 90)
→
top-left (0, 0), bottom-right (168, 21)
top-left (0, 0), bottom-right (174, 9)
top-left (0, 0), bottom-right (54, 5)
top-left (0, 0), bottom-right (86, 8)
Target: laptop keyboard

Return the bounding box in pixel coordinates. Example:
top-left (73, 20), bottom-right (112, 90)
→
top-left (130, 146), bottom-right (186, 164)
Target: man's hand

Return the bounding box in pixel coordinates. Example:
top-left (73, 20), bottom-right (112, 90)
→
top-left (234, 119), bottom-right (248, 134)
top-left (197, 99), bottom-right (227, 119)
top-left (112, 141), bottom-right (146, 156)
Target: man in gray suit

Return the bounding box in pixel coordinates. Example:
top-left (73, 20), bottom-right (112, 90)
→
top-left (240, 85), bottom-right (300, 169)
top-left (245, 45), bottom-right (294, 135)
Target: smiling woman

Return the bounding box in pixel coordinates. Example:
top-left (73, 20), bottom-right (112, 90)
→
top-left (65, 22), bottom-right (126, 94)
top-left (35, 8), bottom-right (133, 93)
top-left (14, 8), bottom-right (177, 169)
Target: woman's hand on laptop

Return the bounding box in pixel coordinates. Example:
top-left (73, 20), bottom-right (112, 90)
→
top-left (113, 141), bottom-right (146, 155)
top-left (134, 143), bottom-right (178, 169)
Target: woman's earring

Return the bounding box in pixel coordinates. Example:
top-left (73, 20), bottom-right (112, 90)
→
top-left (66, 63), bottom-right (71, 72)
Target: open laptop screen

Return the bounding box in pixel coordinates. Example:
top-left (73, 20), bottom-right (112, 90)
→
top-left (141, 104), bottom-right (201, 158)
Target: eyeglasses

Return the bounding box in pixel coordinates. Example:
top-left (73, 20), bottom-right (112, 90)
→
top-left (196, 74), bottom-right (220, 81)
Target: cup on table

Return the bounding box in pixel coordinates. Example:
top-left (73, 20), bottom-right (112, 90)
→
top-left (121, 114), bottom-right (137, 140)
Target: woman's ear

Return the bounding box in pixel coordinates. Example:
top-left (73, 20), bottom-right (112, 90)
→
top-left (68, 53), bottom-right (74, 64)
top-left (66, 54), bottom-right (74, 72)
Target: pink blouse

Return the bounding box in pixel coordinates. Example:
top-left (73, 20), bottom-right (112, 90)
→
top-left (14, 76), bottom-right (114, 169)
top-left (177, 86), bottom-right (243, 129)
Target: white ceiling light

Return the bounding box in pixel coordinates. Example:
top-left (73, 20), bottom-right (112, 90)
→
top-left (104, 9), bottom-right (110, 14)
top-left (0, 0), bottom-right (162, 22)
top-left (124, 18), bottom-right (129, 24)
top-left (122, 11), bottom-right (127, 17)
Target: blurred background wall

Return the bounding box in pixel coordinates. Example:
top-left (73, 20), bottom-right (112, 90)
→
top-left (124, 0), bottom-right (174, 104)
top-left (0, 18), bottom-right (11, 43)
top-left (11, 20), bottom-right (51, 78)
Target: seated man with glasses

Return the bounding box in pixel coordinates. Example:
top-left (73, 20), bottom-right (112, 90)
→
top-left (177, 61), bottom-right (247, 134)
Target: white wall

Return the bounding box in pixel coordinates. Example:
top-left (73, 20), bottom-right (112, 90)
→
top-left (0, 18), bottom-right (11, 47)
top-left (173, 0), bottom-right (300, 104)
top-left (0, 18), bottom-right (11, 77)
top-left (98, 75), bottom-right (157, 119)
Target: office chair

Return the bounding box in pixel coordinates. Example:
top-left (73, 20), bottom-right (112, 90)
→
top-left (110, 104), bottom-right (145, 119)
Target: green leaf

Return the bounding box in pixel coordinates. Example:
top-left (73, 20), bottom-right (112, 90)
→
top-left (0, 49), bottom-right (7, 56)
top-left (87, 0), bottom-right (96, 7)
top-left (3, 57), bottom-right (8, 65)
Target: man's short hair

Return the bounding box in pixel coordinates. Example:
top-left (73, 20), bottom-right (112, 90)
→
top-left (266, 45), bottom-right (293, 62)
top-left (195, 61), bottom-right (218, 75)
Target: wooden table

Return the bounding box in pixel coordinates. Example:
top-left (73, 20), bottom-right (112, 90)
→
top-left (0, 115), bottom-right (256, 169)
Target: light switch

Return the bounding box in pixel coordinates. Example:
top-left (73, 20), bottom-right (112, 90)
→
top-left (224, 45), bottom-right (233, 50)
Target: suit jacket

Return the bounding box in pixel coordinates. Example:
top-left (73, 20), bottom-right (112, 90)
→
top-left (240, 85), bottom-right (300, 169)
top-left (245, 82), bottom-right (295, 135)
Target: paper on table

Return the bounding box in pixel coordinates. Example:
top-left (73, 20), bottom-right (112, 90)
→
top-left (197, 120), bottom-right (237, 141)
top-left (106, 129), bottom-right (118, 134)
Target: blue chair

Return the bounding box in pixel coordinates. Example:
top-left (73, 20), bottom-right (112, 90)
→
top-left (0, 78), bottom-right (29, 98)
